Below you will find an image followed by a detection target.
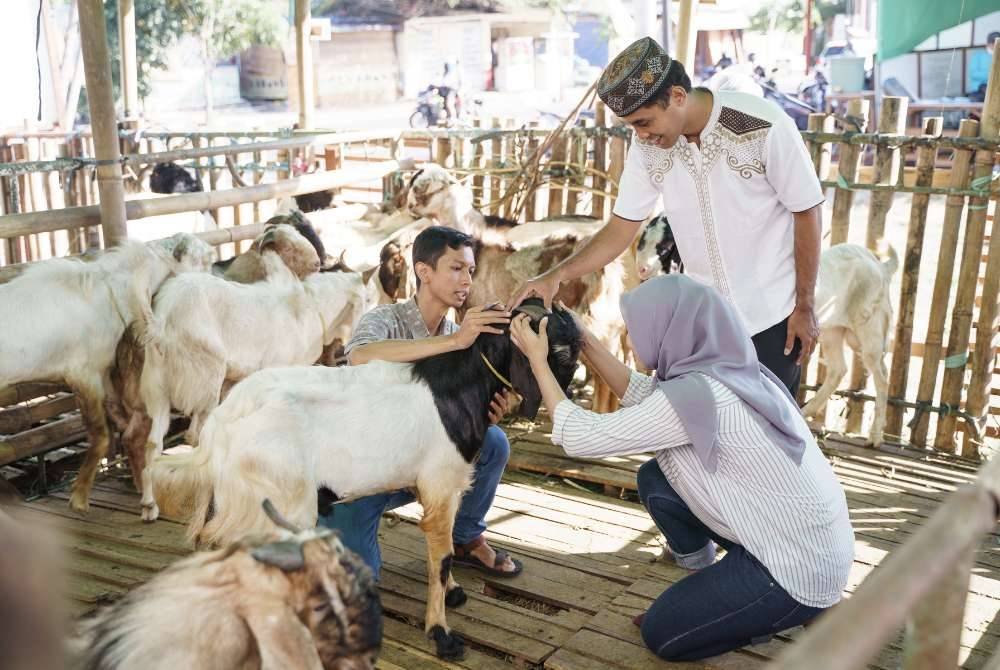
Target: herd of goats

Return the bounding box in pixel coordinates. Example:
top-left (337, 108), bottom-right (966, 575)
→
top-left (0, 160), bottom-right (899, 667)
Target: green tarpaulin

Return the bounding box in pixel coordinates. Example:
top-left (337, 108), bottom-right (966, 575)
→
top-left (878, 0), bottom-right (1000, 60)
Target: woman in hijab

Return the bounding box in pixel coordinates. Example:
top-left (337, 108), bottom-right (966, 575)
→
top-left (509, 274), bottom-right (854, 662)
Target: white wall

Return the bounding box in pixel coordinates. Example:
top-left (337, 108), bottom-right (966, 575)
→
top-left (0, 1), bottom-right (58, 130)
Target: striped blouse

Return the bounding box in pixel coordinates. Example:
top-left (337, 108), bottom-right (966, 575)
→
top-left (552, 370), bottom-right (854, 608)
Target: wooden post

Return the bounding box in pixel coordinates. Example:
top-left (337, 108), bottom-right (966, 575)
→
top-left (547, 135), bottom-right (568, 218)
top-left (608, 127), bottom-right (626, 206)
top-left (435, 137), bottom-right (452, 168)
top-left (502, 119), bottom-right (517, 219)
top-left (295, 0), bottom-right (314, 130)
top-left (77, 0), bottom-right (127, 247)
top-left (885, 117), bottom-right (942, 439)
top-left (58, 141), bottom-right (84, 254)
top-left (911, 119), bottom-right (979, 446)
top-left (490, 118), bottom-right (502, 216)
top-left (901, 540), bottom-right (976, 669)
top-left (525, 122), bottom-right (539, 221)
top-left (566, 126), bottom-right (585, 215)
top-left (675, 0), bottom-right (699, 70)
top-left (807, 113), bottom-right (834, 181)
top-left (592, 103), bottom-right (608, 219)
top-left (802, 112), bottom-right (835, 410)
top-left (116, 0), bottom-right (138, 119)
top-left (959, 53), bottom-right (1000, 458)
top-left (471, 118), bottom-right (484, 209)
top-left (830, 98), bottom-right (868, 246)
top-left (846, 96), bottom-right (907, 435)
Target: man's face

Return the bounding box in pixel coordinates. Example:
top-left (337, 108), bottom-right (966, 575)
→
top-left (620, 86), bottom-right (689, 149)
top-left (417, 245), bottom-right (476, 309)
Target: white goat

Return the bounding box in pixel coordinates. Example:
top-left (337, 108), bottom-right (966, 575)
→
top-left (138, 254), bottom-right (370, 521)
top-left (0, 234), bottom-right (214, 513)
top-left (802, 243), bottom-right (899, 446)
top-left (150, 302), bottom-right (582, 660)
top-left (71, 502), bottom-right (382, 670)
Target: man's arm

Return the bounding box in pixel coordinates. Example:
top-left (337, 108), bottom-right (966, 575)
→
top-left (347, 335), bottom-right (459, 365)
top-left (785, 204), bottom-right (822, 363)
top-left (510, 214), bottom-right (644, 308)
top-left (347, 305), bottom-right (510, 365)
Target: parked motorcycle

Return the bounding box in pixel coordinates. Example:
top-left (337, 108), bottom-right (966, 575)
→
top-left (409, 86), bottom-right (482, 128)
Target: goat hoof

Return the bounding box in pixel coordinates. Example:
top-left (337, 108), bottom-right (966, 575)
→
top-left (68, 495), bottom-right (90, 515)
top-left (140, 502), bottom-right (159, 523)
top-left (428, 625), bottom-right (465, 660)
top-left (445, 586), bottom-right (467, 608)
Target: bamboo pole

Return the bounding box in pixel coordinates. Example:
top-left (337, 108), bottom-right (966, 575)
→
top-left (502, 119), bottom-right (517, 219)
top-left (295, 0), bottom-right (314, 130)
top-left (804, 112), bottom-right (836, 410)
top-left (846, 96), bottom-right (907, 434)
top-left (608, 127), bottom-right (626, 202)
top-left (490, 118), bottom-right (502, 216)
top-left (116, 0), bottom-right (138, 119)
top-left (911, 119), bottom-right (979, 446)
top-left (566, 126), bottom-right (585, 215)
top-left (77, 0), bottom-right (127, 247)
top-left (525, 121), bottom-right (539, 221)
top-left (675, 0), bottom-right (699, 70)
top-left (936, 100), bottom-right (1000, 454)
top-left (807, 113), bottom-right (834, 181)
top-left (41, 0), bottom-right (67, 128)
top-left (0, 160), bottom-right (407, 238)
top-left (471, 118), bottom-right (484, 209)
top-left (592, 103), bottom-right (608, 219)
top-left (770, 471), bottom-right (1000, 670)
top-left (885, 117), bottom-right (942, 439)
top-left (435, 137), bottom-right (452, 168)
top-left (901, 538), bottom-right (976, 670)
top-left (961, 53), bottom-right (1000, 458)
top-left (547, 136), bottom-right (568, 218)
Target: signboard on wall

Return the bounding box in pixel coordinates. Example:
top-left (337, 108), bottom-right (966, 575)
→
top-left (404, 18), bottom-right (490, 98)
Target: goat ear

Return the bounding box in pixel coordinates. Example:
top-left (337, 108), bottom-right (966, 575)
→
top-left (172, 237), bottom-right (188, 262)
top-left (509, 350), bottom-right (543, 419)
top-left (362, 265), bottom-right (378, 286)
top-left (251, 541), bottom-right (306, 572)
top-left (258, 228), bottom-right (280, 252)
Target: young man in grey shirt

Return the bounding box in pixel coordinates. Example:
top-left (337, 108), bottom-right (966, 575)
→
top-left (318, 226), bottom-right (523, 579)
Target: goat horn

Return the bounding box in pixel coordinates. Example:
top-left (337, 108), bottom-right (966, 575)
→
top-left (261, 499), bottom-right (301, 532)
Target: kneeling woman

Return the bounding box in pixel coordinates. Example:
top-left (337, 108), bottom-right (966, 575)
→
top-left (510, 275), bottom-right (854, 662)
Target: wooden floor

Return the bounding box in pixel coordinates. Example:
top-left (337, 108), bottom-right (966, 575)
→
top-left (16, 418), bottom-right (1000, 669)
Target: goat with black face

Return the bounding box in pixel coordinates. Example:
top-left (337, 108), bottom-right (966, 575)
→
top-left (150, 300), bottom-right (581, 660)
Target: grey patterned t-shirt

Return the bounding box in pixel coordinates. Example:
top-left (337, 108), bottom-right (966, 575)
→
top-left (345, 297), bottom-right (459, 354)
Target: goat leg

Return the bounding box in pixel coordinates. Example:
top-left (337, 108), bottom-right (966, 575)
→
top-left (418, 490), bottom-right (465, 660)
top-left (68, 378), bottom-right (111, 514)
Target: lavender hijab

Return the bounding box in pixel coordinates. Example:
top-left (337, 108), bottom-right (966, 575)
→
top-left (620, 274), bottom-right (808, 473)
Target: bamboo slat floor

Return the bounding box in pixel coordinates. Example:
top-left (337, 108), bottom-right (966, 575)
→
top-left (16, 417), bottom-right (1000, 669)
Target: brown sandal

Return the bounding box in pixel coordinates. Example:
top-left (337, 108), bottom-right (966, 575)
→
top-left (452, 535), bottom-right (524, 578)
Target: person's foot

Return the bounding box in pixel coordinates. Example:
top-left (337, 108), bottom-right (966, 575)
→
top-left (453, 535), bottom-right (523, 577)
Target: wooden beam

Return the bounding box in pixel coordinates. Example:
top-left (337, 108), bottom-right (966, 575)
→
top-left (0, 160), bottom-right (407, 238)
top-left (77, 0), bottom-right (127, 246)
top-left (295, 0), bottom-right (314, 130)
top-left (675, 0), bottom-right (699, 70)
top-left (0, 395), bottom-right (78, 434)
top-left (116, 0), bottom-right (138, 119)
top-left (0, 414), bottom-right (86, 467)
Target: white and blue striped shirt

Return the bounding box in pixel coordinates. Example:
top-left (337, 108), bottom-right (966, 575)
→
top-left (552, 370), bottom-right (854, 608)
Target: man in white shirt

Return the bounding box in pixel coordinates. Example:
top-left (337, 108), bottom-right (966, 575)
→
top-left (512, 37), bottom-right (824, 395)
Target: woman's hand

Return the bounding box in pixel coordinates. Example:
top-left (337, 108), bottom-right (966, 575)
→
top-left (555, 301), bottom-right (594, 347)
top-left (510, 314), bottom-right (549, 366)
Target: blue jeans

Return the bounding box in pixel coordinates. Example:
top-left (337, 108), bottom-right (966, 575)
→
top-left (317, 425), bottom-right (510, 579)
top-left (636, 458), bottom-right (827, 661)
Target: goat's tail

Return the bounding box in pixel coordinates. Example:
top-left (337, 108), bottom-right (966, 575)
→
top-left (875, 240), bottom-right (899, 279)
top-left (150, 438), bottom-right (213, 535)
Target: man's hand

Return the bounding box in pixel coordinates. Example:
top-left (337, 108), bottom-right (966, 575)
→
top-left (488, 389), bottom-right (510, 424)
top-left (510, 314), bottom-right (550, 365)
top-left (785, 304), bottom-right (819, 365)
top-left (451, 305), bottom-right (510, 350)
top-left (510, 270), bottom-right (562, 310)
